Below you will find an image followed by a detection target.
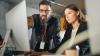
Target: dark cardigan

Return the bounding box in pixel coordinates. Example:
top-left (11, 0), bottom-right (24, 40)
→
top-left (30, 14), bottom-right (60, 53)
top-left (59, 21), bottom-right (90, 55)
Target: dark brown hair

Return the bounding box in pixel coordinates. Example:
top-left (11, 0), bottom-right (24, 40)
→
top-left (63, 4), bottom-right (86, 29)
top-left (39, 0), bottom-right (51, 7)
top-left (64, 4), bottom-right (86, 23)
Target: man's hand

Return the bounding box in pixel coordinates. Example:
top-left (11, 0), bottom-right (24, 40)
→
top-left (41, 51), bottom-right (53, 55)
top-left (24, 50), bottom-right (43, 56)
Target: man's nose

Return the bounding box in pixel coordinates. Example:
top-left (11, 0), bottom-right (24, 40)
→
top-left (42, 11), bottom-right (47, 15)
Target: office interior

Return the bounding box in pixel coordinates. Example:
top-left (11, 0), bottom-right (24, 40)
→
top-left (0, 0), bottom-right (100, 56)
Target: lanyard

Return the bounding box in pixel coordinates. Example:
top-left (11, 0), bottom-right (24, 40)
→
top-left (41, 23), bottom-right (47, 42)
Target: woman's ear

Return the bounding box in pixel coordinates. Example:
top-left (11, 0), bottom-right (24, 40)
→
top-left (77, 11), bottom-right (79, 16)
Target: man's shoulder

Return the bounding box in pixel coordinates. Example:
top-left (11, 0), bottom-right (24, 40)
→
top-left (50, 16), bottom-right (58, 19)
top-left (49, 16), bottom-right (59, 22)
top-left (32, 14), bottom-right (40, 19)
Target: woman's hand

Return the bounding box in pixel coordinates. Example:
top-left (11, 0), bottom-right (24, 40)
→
top-left (64, 49), bottom-right (79, 56)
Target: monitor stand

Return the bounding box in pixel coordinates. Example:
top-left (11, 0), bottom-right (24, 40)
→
top-left (0, 30), bottom-right (27, 56)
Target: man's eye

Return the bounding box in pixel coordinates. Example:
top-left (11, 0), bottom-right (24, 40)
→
top-left (40, 9), bottom-right (50, 12)
top-left (40, 10), bottom-right (44, 12)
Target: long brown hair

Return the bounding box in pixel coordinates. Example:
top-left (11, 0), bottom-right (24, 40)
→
top-left (64, 4), bottom-right (86, 29)
top-left (64, 4), bottom-right (86, 23)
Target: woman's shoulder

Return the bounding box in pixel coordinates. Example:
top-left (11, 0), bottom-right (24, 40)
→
top-left (79, 21), bottom-right (88, 30)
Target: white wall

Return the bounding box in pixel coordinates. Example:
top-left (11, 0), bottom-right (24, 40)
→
top-left (26, 7), bottom-right (39, 16)
top-left (0, 1), bottom-right (10, 37)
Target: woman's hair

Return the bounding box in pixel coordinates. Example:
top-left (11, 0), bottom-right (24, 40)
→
top-left (64, 4), bottom-right (86, 23)
top-left (64, 4), bottom-right (86, 29)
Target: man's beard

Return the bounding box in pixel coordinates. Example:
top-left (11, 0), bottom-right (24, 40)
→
top-left (41, 15), bottom-right (47, 20)
top-left (41, 15), bottom-right (50, 24)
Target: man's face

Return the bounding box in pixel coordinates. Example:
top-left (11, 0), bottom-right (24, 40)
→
top-left (39, 4), bottom-right (52, 20)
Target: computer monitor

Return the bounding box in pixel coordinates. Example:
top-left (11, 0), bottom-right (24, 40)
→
top-left (5, 0), bottom-right (30, 51)
top-left (85, 0), bottom-right (100, 55)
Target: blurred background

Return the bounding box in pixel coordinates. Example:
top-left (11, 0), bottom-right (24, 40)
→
top-left (0, 0), bottom-right (86, 37)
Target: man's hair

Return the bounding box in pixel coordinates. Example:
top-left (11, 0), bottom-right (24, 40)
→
top-left (39, 0), bottom-right (51, 7)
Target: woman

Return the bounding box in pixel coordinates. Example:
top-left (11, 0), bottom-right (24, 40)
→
top-left (60, 4), bottom-right (90, 56)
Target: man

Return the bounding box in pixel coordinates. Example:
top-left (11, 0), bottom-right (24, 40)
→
top-left (0, 34), bottom-right (3, 45)
top-left (30, 0), bottom-right (60, 55)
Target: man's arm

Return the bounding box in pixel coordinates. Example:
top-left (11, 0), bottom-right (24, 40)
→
top-left (49, 17), bottom-right (61, 53)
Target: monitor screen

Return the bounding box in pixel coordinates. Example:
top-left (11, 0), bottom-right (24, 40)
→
top-left (5, 0), bottom-right (30, 51)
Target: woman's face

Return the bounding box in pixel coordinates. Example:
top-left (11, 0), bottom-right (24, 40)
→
top-left (64, 8), bottom-right (79, 24)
